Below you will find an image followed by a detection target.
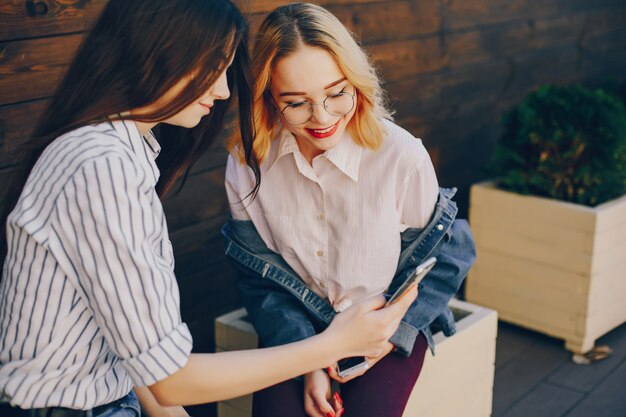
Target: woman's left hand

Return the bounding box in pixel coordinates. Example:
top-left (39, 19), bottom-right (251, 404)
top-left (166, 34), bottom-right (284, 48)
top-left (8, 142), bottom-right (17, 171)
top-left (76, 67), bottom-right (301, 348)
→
top-left (304, 369), bottom-right (344, 417)
top-left (327, 342), bottom-right (394, 383)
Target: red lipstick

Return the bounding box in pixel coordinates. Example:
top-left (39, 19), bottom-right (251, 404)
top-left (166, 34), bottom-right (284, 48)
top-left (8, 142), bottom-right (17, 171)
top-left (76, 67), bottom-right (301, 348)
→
top-left (305, 121), bottom-right (339, 139)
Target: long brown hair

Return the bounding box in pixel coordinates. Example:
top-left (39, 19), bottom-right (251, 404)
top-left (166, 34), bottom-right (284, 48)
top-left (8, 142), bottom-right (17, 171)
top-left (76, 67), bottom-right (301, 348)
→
top-left (1, 0), bottom-right (260, 258)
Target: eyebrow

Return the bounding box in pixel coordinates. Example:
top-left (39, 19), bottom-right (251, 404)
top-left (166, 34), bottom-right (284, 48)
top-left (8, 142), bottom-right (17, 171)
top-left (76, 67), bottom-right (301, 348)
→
top-left (278, 77), bottom-right (348, 97)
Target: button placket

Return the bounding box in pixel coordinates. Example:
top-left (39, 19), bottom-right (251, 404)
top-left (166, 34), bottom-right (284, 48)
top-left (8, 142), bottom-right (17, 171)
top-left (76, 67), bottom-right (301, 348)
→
top-left (317, 182), bottom-right (330, 296)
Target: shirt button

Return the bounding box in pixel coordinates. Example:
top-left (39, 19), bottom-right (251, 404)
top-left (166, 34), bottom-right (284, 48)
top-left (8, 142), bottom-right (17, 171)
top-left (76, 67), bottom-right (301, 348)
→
top-left (319, 281), bottom-right (326, 289)
top-left (436, 224), bottom-right (444, 231)
top-left (318, 214), bottom-right (325, 221)
top-left (316, 250), bottom-right (324, 257)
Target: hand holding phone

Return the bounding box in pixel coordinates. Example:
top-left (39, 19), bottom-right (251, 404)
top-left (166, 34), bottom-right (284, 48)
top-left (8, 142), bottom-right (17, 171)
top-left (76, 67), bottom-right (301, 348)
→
top-left (336, 257), bottom-right (437, 379)
top-left (385, 256), bottom-right (436, 306)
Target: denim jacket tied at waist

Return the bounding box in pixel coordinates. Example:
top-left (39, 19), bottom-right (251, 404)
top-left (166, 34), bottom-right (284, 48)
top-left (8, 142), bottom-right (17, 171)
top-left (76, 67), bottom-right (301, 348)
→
top-left (221, 187), bottom-right (476, 356)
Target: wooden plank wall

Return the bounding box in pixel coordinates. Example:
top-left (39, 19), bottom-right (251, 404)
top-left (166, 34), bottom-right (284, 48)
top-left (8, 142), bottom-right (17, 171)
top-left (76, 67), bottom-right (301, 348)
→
top-left (0, 0), bottom-right (625, 404)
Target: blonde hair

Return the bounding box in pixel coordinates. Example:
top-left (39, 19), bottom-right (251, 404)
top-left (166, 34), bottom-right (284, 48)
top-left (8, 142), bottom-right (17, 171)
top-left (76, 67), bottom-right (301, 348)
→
top-left (228, 2), bottom-right (393, 163)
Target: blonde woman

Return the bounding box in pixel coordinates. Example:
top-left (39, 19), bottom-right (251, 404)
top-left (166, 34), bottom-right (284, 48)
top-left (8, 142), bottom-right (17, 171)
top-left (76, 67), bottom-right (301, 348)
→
top-left (224, 3), bottom-right (475, 417)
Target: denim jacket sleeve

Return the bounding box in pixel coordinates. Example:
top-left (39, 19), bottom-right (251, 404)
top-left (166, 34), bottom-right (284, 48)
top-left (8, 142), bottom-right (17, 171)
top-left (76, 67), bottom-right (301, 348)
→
top-left (388, 189), bottom-right (476, 356)
top-left (235, 267), bottom-right (318, 347)
top-left (222, 219), bottom-right (323, 348)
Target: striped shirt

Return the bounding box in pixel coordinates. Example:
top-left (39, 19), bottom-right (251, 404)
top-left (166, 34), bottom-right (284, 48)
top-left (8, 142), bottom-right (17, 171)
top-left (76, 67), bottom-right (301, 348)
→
top-left (226, 119), bottom-right (439, 312)
top-left (0, 120), bottom-right (192, 409)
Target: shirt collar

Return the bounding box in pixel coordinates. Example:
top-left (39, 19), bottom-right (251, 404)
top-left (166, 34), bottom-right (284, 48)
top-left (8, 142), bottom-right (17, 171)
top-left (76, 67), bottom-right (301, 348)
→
top-left (265, 127), bottom-right (300, 174)
top-left (109, 116), bottom-right (161, 161)
top-left (324, 130), bottom-right (362, 182)
top-left (265, 127), bottom-right (362, 182)
top-left (141, 128), bottom-right (161, 159)
top-left (109, 118), bottom-right (161, 184)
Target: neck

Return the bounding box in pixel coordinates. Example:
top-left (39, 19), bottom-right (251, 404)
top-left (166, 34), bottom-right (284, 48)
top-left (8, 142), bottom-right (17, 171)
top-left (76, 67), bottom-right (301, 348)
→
top-left (133, 120), bottom-right (158, 137)
top-left (295, 137), bottom-right (322, 165)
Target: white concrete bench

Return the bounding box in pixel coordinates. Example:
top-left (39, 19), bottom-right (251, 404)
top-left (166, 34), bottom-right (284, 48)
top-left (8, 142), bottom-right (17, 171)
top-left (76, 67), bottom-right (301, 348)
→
top-left (215, 299), bottom-right (497, 417)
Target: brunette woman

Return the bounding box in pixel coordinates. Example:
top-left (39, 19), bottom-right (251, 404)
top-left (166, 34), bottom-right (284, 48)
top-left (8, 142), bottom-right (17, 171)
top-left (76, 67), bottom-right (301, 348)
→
top-left (0, 1), bottom-right (416, 416)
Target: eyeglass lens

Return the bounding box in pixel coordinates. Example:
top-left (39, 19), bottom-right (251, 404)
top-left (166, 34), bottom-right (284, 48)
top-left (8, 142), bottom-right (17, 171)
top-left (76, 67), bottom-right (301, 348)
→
top-left (282, 92), bottom-right (354, 125)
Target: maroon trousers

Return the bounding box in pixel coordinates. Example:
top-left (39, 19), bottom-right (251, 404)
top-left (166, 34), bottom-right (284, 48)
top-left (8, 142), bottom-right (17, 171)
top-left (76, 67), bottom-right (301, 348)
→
top-left (252, 334), bottom-right (428, 417)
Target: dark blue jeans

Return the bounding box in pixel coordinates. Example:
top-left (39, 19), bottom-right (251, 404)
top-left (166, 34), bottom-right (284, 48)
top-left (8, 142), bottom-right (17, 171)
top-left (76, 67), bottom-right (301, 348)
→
top-left (0, 391), bottom-right (140, 417)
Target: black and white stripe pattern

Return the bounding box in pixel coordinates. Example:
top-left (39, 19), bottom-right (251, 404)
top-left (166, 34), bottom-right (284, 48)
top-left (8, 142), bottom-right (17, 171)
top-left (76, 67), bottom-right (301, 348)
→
top-left (0, 120), bottom-right (192, 409)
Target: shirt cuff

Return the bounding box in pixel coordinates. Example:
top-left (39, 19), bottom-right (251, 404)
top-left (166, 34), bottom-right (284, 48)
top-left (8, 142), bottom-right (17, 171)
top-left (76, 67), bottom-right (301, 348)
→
top-left (389, 321), bottom-right (419, 357)
top-left (122, 323), bottom-right (193, 387)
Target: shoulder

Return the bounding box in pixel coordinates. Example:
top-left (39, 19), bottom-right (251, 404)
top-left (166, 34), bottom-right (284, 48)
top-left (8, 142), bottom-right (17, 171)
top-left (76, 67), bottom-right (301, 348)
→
top-left (36, 123), bottom-right (145, 191)
top-left (378, 119), bottom-right (430, 169)
top-left (225, 151), bottom-right (255, 189)
top-left (46, 122), bottom-right (136, 166)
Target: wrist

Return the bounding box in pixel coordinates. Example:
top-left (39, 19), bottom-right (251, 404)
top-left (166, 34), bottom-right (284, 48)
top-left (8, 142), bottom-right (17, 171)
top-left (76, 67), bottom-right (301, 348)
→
top-left (312, 330), bottom-right (344, 365)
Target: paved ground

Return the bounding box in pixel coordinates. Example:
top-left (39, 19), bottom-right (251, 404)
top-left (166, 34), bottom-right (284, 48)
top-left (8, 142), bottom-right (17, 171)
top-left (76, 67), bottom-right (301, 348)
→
top-left (493, 321), bottom-right (626, 417)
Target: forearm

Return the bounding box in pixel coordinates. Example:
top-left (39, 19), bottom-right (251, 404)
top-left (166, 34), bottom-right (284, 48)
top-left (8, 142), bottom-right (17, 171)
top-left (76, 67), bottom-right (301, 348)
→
top-left (135, 386), bottom-right (189, 417)
top-left (150, 331), bottom-right (337, 406)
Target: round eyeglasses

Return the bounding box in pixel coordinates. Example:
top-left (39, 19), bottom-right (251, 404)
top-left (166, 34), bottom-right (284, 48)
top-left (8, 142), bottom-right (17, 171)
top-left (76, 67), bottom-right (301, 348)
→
top-left (278, 90), bottom-right (355, 125)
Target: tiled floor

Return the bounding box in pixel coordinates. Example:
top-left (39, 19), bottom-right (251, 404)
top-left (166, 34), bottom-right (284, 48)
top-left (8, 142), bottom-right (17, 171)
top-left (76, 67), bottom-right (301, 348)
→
top-left (493, 321), bottom-right (626, 417)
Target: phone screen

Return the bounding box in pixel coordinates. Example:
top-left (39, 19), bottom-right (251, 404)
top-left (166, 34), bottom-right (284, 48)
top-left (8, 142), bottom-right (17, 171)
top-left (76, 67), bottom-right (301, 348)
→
top-left (337, 356), bottom-right (368, 378)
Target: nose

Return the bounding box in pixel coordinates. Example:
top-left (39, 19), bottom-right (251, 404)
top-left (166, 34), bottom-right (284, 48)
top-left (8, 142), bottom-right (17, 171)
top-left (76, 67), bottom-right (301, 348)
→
top-left (211, 70), bottom-right (230, 101)
top-left (310, 102), bottom-right (335, 126)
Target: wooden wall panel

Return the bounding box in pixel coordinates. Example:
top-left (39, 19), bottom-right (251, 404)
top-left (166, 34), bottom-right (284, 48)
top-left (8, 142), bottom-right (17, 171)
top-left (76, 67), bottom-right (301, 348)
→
top-left (0, 0), bottom-right (106, 41)
top-left (239, 0), bottom-right (384, 14)
top-left (0, 99), bottom-right (47, 168)
top-left (370, 37), bottom-right (447, 81)
top-left (163, 168), bottom-right (229, 231)
top-left (247, 0), bottom-right (441, 45)
top-left (0, 34), bottom-right (82, 105)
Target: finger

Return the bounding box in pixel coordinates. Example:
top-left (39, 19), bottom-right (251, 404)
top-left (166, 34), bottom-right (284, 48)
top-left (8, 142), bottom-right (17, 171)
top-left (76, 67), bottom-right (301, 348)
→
top-left (312, 389), bottom-right (336, 417)
top-left (327, 364), bottom-right (354, 384)
top-left (304, 392), bottom-right (330, 417)
top-left (326, 365), bottom-right (340, 381)
top-left (332, 392), bottom-right (344, 413)
top-left (364, 347), bottom-right (391, 368)
top-left (355, 294), bottom-right (387, 311)
top-left (387, 284), bottom-right (418, 311)
top-left (329, 372), bottom-right (347, 383)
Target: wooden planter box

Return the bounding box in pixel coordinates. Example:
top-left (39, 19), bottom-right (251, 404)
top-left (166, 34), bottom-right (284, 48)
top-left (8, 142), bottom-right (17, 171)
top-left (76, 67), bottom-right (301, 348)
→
top-left (215, 299), bottom-right (498, 417)
top-left (466, 181), bottom-right (626, 354)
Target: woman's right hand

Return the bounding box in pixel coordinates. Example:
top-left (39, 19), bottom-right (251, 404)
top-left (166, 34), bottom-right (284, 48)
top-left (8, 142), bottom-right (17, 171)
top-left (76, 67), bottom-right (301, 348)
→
top-left (323, 283), bottom-right (418, 360)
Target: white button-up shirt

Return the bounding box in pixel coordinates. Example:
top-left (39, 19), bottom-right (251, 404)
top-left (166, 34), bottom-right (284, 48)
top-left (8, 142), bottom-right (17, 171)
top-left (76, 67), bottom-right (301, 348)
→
top-left (226, 119), bottom-right (438, 310)
top-left (0, 120), bottom-right (192, 409)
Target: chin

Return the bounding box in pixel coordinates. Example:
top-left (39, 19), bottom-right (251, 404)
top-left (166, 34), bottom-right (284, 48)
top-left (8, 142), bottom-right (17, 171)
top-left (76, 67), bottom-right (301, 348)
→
top-left (181, 118), bottom-right (203, 128)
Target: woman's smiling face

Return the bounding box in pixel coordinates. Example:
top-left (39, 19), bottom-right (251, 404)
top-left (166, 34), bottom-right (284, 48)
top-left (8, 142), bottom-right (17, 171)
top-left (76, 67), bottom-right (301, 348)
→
top-left (269, 45), bottom-right (357, 163)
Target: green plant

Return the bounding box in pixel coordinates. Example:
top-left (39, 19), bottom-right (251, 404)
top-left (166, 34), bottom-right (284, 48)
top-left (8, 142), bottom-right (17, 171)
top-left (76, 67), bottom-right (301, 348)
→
top-left (490, 84), bottom-right (626, 206)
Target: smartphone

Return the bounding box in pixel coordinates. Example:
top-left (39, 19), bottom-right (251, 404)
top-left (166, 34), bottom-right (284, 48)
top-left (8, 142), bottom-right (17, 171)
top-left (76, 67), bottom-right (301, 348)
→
top-left (336, 356), bottom-right (370, 378)
top-left (336, 257), bottom-right (437, 379)
top-left (385, 256), bottom-right (436, 306)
